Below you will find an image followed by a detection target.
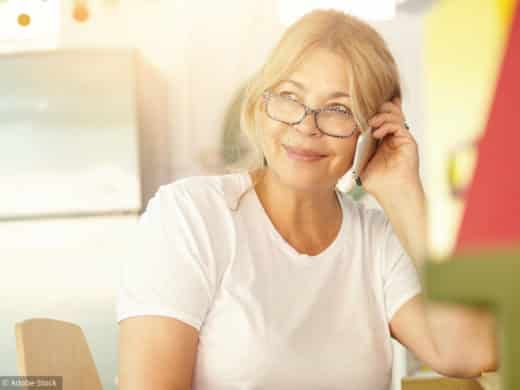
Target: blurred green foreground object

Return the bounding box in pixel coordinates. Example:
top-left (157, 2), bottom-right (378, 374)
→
top-left (424, 248), bottom-right (520, 390)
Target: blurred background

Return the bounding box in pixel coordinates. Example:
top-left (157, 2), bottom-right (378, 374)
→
top-left (0, 0), bottom-right (516, 389)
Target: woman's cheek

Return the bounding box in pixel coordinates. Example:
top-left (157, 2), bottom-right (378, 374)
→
top-left (261, 122), bottom-right (281, 151)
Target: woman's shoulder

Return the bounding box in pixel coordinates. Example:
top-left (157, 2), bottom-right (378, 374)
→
top-left (141, 173), bottom-right (241, 267)
top-left (153, 172), bottom-right (247, 216)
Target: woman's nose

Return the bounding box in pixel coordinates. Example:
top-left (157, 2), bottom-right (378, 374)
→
top-left (293, 111), bottom-right (321, 136)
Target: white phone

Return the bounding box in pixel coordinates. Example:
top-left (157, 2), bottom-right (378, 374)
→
top-left (336, 127), bottom-right (380, 193)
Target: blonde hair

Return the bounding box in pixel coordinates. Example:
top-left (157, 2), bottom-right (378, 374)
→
top-left (226, 8), bottom-right (403, 211)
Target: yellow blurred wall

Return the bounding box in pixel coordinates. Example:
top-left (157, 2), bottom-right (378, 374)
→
top-left (424, 0), bottom-right (517, 259)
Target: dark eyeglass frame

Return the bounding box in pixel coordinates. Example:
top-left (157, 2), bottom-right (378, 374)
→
top-left (262, 91), bottom-right (359, 139)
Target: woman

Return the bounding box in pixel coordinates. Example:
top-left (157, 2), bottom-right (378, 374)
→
top-left (117, 9), bottom-right (498, 390)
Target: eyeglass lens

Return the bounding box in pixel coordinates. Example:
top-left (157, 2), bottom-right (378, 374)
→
top-left (266, 93), bottom-right (356, 137)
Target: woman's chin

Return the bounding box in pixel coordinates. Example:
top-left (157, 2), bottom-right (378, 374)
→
top-left (276, 169), bottom-right (329, 191)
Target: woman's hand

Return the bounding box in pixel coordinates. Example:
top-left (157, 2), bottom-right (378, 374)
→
top-left (359, 96), bottom-right (428, 265)
top-left (359, 97), bottom-right (421, 199)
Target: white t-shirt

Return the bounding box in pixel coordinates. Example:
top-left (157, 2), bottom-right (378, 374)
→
top-left (116, 171), bottom-right (422, 390)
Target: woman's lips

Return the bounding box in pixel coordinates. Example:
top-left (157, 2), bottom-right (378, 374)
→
top-left (283, 145), bottom-right (327, 161)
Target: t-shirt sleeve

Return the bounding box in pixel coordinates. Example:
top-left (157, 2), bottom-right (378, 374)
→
top-left (116, 183), bottom-right (215, 331)
top-left (377, 210), bottom-right (423, 323)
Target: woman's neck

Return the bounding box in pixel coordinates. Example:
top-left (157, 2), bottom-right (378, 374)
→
top-left (249, 167), bottom-right (342, 246)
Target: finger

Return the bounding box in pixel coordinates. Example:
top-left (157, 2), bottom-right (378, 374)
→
top-left (386, 133), bottom-right (416, 150)
top-left (369, 112), bottom-right (403, 128)
top-left (372, 123), bottom-right (401, 139)
top-left (372, 122), bottom-right (413, 140)
top-left (380, 101), bottom-right (401, 115)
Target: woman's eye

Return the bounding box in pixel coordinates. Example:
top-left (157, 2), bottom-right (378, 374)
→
top-left (279, 91), bottom-right (299, 101)
top-left (329, 104), bottom-right (350, 113)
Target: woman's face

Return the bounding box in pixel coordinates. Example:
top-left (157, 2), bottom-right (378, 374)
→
top-left (258, 47), bottom-right (360, 193)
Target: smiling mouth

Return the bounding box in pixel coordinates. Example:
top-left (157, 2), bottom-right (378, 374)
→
top-left (283, 145), bottom-right (328, 161)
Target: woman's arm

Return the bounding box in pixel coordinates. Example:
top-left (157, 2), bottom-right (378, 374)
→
top-left (375, 178), bottom-right (499, 377)
top-left (118, 316), bottom-right (199, 390)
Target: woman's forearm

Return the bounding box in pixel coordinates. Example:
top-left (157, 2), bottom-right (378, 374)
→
top-left (374, 179), bottom-right (498, 376)
top-left (373, 178), bottom-right (428, 270)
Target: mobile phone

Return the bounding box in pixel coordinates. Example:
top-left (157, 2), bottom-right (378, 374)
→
top-left (336, 127), bottom-right (380, 193)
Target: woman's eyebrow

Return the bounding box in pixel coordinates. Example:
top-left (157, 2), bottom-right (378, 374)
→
top-left (278, 79), bottom-right (351, 98)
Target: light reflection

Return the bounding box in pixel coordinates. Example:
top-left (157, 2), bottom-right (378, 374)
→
top-left (276, 0), bottom-right (397, 26)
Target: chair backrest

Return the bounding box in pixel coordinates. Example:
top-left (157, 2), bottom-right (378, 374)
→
top-left (15, 318), bottom-right (103, 390)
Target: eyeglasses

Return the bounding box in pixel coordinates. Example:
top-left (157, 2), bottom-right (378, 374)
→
top-left (262, 91), bottom-right (359, 138)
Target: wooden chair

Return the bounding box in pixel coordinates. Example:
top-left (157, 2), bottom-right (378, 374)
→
top-left (402, 371), bottom-right (500, 390)
top-left (15, 318), bottom-right (103, 390)
top-left (402, 376), bottom-right (484, 390)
